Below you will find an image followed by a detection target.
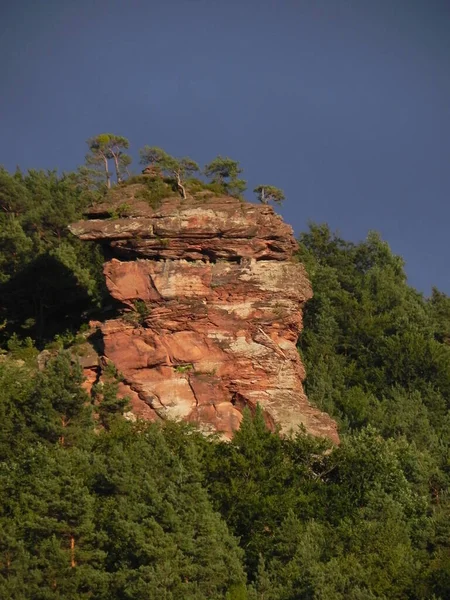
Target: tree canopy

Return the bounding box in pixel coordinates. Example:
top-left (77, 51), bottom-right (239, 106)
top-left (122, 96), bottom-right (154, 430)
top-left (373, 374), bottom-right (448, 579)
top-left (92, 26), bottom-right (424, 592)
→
top-left (253, 185), bottom-right (285, 205)
top-left (139, 146), bottom-right (199, 199)
top-left (85, 134), bottom-right (131, 188)
top-left (204, 156), bottom-right (247, 198)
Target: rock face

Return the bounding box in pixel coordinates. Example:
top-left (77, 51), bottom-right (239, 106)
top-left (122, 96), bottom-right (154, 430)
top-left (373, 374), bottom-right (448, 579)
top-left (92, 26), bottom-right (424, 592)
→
top-left (69, 189), bottom-right (339, 443)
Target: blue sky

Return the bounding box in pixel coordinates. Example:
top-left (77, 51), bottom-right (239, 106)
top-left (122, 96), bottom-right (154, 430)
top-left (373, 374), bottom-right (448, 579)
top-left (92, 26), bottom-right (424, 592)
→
top-left (1, 0), bottom-right (450, 294)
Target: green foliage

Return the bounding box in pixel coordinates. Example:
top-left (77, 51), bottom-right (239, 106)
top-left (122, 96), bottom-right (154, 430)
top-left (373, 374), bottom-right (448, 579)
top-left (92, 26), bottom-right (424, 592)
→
top-left (297, 223), bottom-right (450, 439)
top-left (106, 202), bottom-right (131, 219)
top-left (204, 156), bottom-right (247, 198)
top-left (204, 156), bottom-right (242, 182)
top-left (139, 146), bottom-right (200, 199)
top-left (0, 167), bottom-right (106, 347)
top-left (290, 222), bottom-right (450, 598)
top-left (0, 351), bottom-right (93, 460)
top-left (135, 176), bottom-right (176, 208)
top-left (184, 177), bottom-right (228, 197)
top-left (6, 334), bottom-right (39, 364)
top-left (129, 299), bottom-right (150, 324)
top-left (92, 423), bottom-right (246, 598)
top-left (86, 133), bottom-right (131, 188)
top-left (0, 341), bottom-right (448, 598)
top-left (91, 361), bottom-right (129, 429)
top-left (0, 403), bottom-right (247, 598)
top-left (429, 287), bottom-right (450, 344)
top-left (253, 185), bottom-right (285, 205)
top-left (0, 214), bottom-right (33, 284)
top-left (206, 406), bottom-right (330, 576)
top-left (137, 150), bottom-right (248, 199)
top-left (174, 363), bottom-right (194, 373)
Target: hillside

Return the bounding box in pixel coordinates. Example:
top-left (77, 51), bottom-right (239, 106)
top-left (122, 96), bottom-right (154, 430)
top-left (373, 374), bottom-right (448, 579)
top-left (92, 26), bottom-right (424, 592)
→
top-left (0, 164), bottom-right (449, 598)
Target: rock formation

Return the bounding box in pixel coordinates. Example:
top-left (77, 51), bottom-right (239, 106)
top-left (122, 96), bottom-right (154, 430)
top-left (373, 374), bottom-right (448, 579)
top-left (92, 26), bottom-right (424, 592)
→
top-left (69, 184), bottom-right (339, 443)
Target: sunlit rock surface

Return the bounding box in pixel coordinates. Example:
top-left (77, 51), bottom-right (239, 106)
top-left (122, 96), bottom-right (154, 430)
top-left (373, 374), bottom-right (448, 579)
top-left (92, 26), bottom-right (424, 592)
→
top-left (70, 190), bottom-right (339, 443)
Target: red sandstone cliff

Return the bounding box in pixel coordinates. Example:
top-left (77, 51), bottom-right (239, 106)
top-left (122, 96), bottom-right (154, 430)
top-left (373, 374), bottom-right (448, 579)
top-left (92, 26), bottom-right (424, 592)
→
top-left (69, 186), bottom-right (339, 443)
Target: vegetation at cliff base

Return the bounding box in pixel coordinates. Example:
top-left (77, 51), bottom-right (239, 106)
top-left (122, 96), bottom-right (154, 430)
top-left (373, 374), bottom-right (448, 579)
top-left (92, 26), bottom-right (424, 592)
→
top-left (0, 150), bottom-right (449, 598)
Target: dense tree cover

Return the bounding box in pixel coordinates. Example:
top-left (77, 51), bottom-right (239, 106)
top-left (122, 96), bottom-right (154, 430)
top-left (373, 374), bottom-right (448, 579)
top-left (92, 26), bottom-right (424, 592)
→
top-left (297, 224), bottom-right (450, 444)
top-left (0, 156), bottom-right (449, 598)
top-left (0, 355), bottom-right (246, 599)
top-left (1, 356), bottom-right (448, 598)
top-left (0, 166), bottom-right (106, 345)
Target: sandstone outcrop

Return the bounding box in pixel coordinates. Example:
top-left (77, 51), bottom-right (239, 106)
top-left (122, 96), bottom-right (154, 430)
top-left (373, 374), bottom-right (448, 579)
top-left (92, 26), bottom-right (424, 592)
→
top-left (69, 187), bottom-right (339, 443)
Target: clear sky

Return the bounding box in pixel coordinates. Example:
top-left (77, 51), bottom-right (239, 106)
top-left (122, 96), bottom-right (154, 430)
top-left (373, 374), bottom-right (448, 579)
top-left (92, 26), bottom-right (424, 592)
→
top-left (1, 0), bottom-right (449, 295)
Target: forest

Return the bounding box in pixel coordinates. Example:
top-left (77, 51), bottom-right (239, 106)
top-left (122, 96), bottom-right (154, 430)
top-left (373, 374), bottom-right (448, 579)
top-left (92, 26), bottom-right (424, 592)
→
top-left (0, 139), bottom-right (449, 599)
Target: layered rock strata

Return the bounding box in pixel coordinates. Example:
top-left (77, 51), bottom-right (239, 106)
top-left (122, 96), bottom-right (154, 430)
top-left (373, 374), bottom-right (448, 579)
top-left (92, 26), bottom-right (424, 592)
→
top-left (69, 189), bottom-right (339, 443)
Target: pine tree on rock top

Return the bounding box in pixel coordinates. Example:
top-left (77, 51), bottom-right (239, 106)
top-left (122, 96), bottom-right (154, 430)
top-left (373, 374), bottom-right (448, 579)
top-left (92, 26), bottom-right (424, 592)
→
top-left (253, 185), bottom-right (285, 205)
top-left (204, 156), bottom-right (247, 198)
top-left (85, 134), bottom-right (131, 189)
top-left (139, 146), bottom-right (200, 199)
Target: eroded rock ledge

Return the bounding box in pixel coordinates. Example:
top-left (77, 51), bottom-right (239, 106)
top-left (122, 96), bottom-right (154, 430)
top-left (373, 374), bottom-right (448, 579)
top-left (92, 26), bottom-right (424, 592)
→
top-left (70, 190), bottom-right (339, 443)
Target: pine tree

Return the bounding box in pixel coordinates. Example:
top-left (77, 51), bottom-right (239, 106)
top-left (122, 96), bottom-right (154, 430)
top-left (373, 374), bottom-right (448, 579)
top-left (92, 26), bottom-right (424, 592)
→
top-left (204, 156), bottom-right (247, 197)
top-left (86, 134), bottom-right (131, 188)
top-left (92, 421), bottom-right (246, 598)
top-left (139, 146), bottom-right (199, 199)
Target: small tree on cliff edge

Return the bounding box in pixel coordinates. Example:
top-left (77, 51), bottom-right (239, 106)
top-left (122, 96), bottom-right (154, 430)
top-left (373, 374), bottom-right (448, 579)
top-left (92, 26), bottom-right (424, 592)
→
top-left (139, 146), bottom-right (199, 199)
top-left (85, 134), bottom-right (131, 188)
top-left (254, 185), bottom-right (285, 205)
top-left (204, 156), bottom-right (247, 198)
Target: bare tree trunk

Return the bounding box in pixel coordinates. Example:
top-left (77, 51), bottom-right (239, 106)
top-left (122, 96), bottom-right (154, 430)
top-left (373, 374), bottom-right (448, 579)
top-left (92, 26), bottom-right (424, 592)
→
top-left (59, 417), bottom-right (70, 446)
top-left (111, 151), bottom-right (122, 184)
top-left (176, 173), bottom-right (186, 199)
top-left (103, 155), bottom-right (111, 188)
top-left (70, 535), bottom-right (76, 568)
